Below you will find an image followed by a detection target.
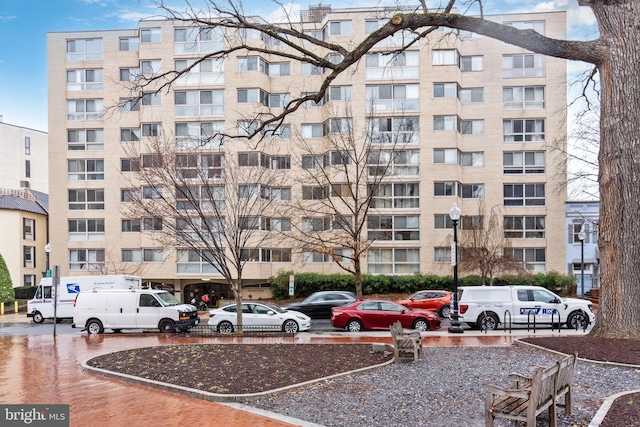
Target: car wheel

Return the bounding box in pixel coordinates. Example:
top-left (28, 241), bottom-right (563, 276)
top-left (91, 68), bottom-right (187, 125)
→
top-left (346, 319), bottom-right (363, 332)
top-left (32, 312), bottom-right (44, 324)
top-left (567, 311), bottom-right (588, 330)
top-left (478, 313), bottom-right (499, 331)
top-left (439, 305), bottom-right (451, 319)
top-left (282, 319), bottom-right (299, 333)
top-left (412, 319), bottom-right (430, 331)
top-left (86, 319), bottom-right (104, 335)
top-left (217, 321), bottom-right (234, 334)
top-left (159, 320), bottom-right (175, 333)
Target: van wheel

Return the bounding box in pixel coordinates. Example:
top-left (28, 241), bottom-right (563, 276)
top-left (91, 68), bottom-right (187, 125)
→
top-left (478, 313), bottom-right (499, 331)
top-left (33, 312), bottom-right (44, 324)
top-left (159, 320), bottom-right (175, 333)
top-left (86, 319), bottom-right (104, 335)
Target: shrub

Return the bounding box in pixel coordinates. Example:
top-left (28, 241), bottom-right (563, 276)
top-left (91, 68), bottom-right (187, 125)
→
top-left (0, 252), bottom-right (15, 303)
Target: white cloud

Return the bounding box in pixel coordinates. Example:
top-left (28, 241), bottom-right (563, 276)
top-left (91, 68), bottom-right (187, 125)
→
top-left (266, 3), bottom-right (301, 23)
top-left (0, 15), bottom-right (17, 22)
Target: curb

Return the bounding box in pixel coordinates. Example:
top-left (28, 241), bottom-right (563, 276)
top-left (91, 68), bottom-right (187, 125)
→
top-left (514, 338), bottom-right (640, 426)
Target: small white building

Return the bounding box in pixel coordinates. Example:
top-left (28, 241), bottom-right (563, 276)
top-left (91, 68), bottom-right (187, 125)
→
top-left (0, 118), bottom-right (49, 193)
top-left (565, 200), bottom-right (599, 297)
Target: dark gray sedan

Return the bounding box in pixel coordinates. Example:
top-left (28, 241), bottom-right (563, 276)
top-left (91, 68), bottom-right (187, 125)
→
top-left (284, 291), bottom-right (357, 319)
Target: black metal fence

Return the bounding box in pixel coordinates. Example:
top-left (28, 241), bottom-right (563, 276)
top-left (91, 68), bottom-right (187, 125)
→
top-left (178, 324), bottom-right (297, 337)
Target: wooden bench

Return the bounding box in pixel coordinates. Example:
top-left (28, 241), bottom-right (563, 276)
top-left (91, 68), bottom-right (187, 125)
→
top-left (389, 320), bottom-right (422, 363)
top-left (484, 353), bottom-right (577, 427)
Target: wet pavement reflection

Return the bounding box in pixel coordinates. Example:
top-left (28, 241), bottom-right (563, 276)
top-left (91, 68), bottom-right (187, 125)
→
top-left (0, 316), bottom-right (551, 427)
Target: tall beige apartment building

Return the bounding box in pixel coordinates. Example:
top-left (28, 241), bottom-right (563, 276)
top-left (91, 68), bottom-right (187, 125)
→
top-left (47, 8), bottom-right (567, 302)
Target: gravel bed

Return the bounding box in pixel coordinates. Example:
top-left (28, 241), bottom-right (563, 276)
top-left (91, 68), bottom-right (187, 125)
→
top-left (241, 345), bottom-right (640, 427)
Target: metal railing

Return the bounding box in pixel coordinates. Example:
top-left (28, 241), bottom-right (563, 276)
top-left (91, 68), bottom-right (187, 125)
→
top-left (177, 324), bottom-right (297, 337)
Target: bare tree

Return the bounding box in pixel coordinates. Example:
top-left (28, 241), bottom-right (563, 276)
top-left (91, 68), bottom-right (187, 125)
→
top-left (457, 204), bottom-right (529, 285)
top-left (121, 134), bottom-right (286, 330)
top-left (132, 0), bottom-right (640, 338)
top-left (284, 103), bottom-right (417, 298)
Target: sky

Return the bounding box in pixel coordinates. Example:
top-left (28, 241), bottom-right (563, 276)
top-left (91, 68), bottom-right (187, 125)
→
top-left (0, 0), bottom-right (599, 132)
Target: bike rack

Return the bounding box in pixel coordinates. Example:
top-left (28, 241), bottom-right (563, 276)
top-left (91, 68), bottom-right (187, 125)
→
top-left (503, 309), bottom-right (512, 334)
top-left (551, 310), bottom-right (561, 333)
top-left (527, 310), bottom-right (537, 333)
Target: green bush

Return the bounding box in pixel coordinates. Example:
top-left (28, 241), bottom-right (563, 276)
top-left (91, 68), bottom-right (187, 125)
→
top-left (0, 253), bottom-right (15, 303)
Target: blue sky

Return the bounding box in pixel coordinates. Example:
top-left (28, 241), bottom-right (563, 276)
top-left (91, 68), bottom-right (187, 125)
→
top-left (0, 0), bottom-right (597, 132)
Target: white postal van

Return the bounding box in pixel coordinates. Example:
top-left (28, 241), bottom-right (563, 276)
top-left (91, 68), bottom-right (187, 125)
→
top-left (27, 275), bottom-right (141, 323)
top-left (457, 285), bottom-right (595, 331)
top-left (72, 289), bottom-right (199, 334)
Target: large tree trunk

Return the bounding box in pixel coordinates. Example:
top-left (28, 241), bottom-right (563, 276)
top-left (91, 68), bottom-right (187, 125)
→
top-left (589, 1), bottom-right (640, 339)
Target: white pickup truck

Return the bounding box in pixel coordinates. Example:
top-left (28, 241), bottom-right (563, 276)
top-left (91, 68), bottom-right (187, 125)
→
top-left (457, 285), bottom-right (595, 331)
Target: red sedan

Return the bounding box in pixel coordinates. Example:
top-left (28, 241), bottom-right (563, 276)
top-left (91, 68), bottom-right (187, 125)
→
top-left (331, 299), bottom-right (441, 332)
top-left (397, 290), bottom-right (452, 318)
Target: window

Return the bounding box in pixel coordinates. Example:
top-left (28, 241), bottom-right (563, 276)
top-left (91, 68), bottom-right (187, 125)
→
top-left (174, 27), bottom-right (220, 53)
top-left (366, 51), bottom-right (419, 79)
top-left (175, 121), bottom-right (224, 149)
top-left (434, 181), bottom-right (457, 196)
top-left (367, 117), bottom-right (419, 144)
top-left (459, 152), bottom-right (484, 167)
top-left (504, 183), bottom-right (546, 206)
top-left (459, 55), bottom-right (483, 71)
top-left (504, 20), bottom-right (545, 34)
top-left (142, 92), bottom-right (161, 106)
top-left (238, 56), bottom-right (268, 73)
top-left (239, 184), bottom-right (260, 199)
top-left (260, 249), bottom-right (291, 262)
top-left (302, 186), bottom-right (328, 200)
top-left (120, 128), bottom-right (140, 142)
top-left (66, 69), bottom-right (103, 91)
top-left (367, 149), bottom-right (420, 176)
top-left (67, 99), bottom-right (103, 120)
top-left (503, 54), bottom-right (545, 78)
top-left (369, 182), bottom-right (419, 208)
top-left (141, 154), bottom-right (162, 168)
top-left (302, 250), bottom-right (332, 263)
top-left (262, 217), bottom-right (291, 231)
top-left (68, 189), bottom-right (104, 210)
top-left (302, 154), bottom-right (328, 170)
top-left (69, 249), bottom-right (105, 270)
top-left (434, 182), bottom-right (484, 198)
top-left (120, 98), bottom-right (140, 112)
top-left (331, 183), bottom-right (353, 197)
top-left (238, 152), bottom-right (267, 167)
top-left (66, 38), bottom-right (102, 61)
top-left (330, 151), bottom-right (351, 165)
top-left (269, 62), bottom-right (290, 76)
top-left (119, 37), bottom-right (139, 51)
top-left (301, 92), bottom-right (324, 108)
top-left (140, 59), bottom-right (161, 74)
top-left (301, 62), bottom-right (324, 76)
top-left (368, 248), bottom-right (420, 274)
top-left (269, 93), bottom-right (291, 108)
top-left (142, 123), bottom-right (162, 137)
top-left (507, 248), bottom-right (546, 271)
top-left (23, 246), bottom-right (35, 268)
top-left (504, 216), bottom-right (546, 238)
top-left (458, 88), bottom-right (483, 103)
top-left (142, 186), bottom-right (163, 199)
top-left (174, 58), bottom-right (225, 85)
top-left (324, 86), bottom-right (352, 102)
top-left (326, 20), bottom-right (352, 36)
top-left (503, 86), bottom-right (545, 109)
top-left (301, 124), bottom-right (323, 138)
top-left (176, 185), bottom-right (224, 211)
top-left (261, 186), bottom-right (291, 201)
top-left (503, 119), bottom-right (545, 141)
top-left (368, 215), bottom-right (420, 241)
top-left (434, 149), bottom-right (483, 166)
top-left (433, 50), bottom-right (458, 65)
top-left (503, 151), bottom-right (545, 173)
top-left (237, 88), bottom-right (269, 106)
top-left (177, 249), bottom-right (220, 274)
top-left (140, 28), bottom-right (161, 43)
top-left (144, 249), bottom-right (163, 262)
top-left (460, 120), bottom-right (484, 135)
top-left (25, 160), bottom-right (30, 178)
top-left (122, 249), bottom-right (142, 262)
top-left (121, 189), bottom-right (139, 202)
top-left (143, 217), bottom-right (163, 231)
top-left (461, 184), bottom-right (484, 198)
top-left (23, 218), bottom-right (35, 240)
top-left (324, 118), bottom-right (352, 134)
top-left (270, 156), bottom-right (291, 170)
top-left (435, 215), bottom-right (484, 230)
top-left (569, 221), bottom-right (592, 244)
top-left (67, 159), bottom-right (104, 180)
top-left (121, 158), bottom-right (140, 172)
top-left (176, 153), bottom-right (224, 179)
top-left (434, 247), bottom-right (451, 263)
top-left (122, 219), bottom-right (141, 232)
top-left (366, 84), bottom-right (419, 112)
top-left (25, 137), bottom-right (30, 154)
top-left (68, 129), bottom-right (104, 150)
top-left (24, 275), bottom-right (36, 287)
top-left (302, 217), bottom-right (331, 232)
top-left (433, 83), bottom-right (457, 98)
top-left (433, 115), bottom-right (458, 131)
top-left (239, 216), bottom-right (261, 230)
top-left (68, 219), bottom-right (105, 241)
top-left (175, 90), bottom-right (224, 117)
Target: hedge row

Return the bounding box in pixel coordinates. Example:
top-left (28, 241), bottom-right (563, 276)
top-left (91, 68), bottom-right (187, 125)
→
top-left (13, 286), bottom-right (38, 300)
top-left (268, 271), bottom-right (577, 300)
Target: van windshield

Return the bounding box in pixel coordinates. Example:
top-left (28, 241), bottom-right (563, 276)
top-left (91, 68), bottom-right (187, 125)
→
top-left (156, 292), bottom-right (181, 307)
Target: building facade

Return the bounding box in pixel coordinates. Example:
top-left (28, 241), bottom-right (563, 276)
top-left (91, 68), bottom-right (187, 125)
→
top-left (565, 200), bottom-right (599, 297)
top-left (47, 8), bottom-right (567, 301)
top-left (0, 188), bottom-right (49, 288)
top-left (0, 119), bottom-right (49, 193)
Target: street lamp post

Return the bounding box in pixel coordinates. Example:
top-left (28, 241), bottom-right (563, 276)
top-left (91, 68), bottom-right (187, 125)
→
top-left (44, 243), bottom-right (52, 278)
top-left (448, 203), bottom-right (464, 333)
top-left (578, 224), bottom-right (586, 299)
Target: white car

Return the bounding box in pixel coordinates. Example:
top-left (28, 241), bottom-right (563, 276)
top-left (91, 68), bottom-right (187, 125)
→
top-left (208, 301), bottom-right (311, 333)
